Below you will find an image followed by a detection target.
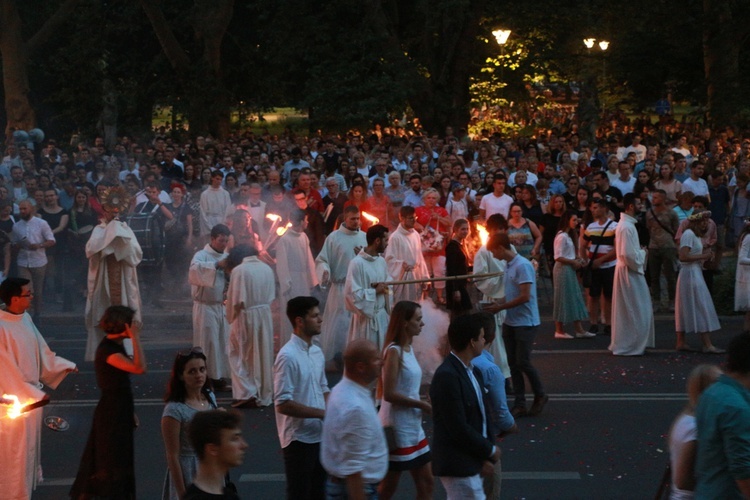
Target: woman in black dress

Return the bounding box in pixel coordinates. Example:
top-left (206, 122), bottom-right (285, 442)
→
top-left (445, 218), bottom-right (473, 317)
top-left (70, 306), bottom-right (147, 500)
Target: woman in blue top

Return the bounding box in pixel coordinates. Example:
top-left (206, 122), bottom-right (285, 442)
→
top-left (161, 347), bottom-right (218, 500)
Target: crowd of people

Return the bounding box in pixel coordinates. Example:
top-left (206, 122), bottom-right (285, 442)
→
top-left (1, 118), bottom-right (750, 498)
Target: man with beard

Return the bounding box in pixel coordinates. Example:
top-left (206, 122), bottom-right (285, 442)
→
top-left (315, 206), bottom-right (367, 367)
top-left (345, 224), bottom-right (391, 350)
top-left (274, 296), bottom-right (330, 500)
top-left (189, 224), bottom-right (232, 389)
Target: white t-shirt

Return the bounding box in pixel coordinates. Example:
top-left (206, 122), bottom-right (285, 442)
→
top-left (680, 177), bottom-right (709, 197)
top-left (668, 413), bottom-right (697, 500)
top-left (479, 192), bottom-right (514, 219)
top-left (611, 177), bottom-right (636, 195)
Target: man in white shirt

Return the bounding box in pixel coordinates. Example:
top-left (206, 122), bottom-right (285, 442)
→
top-left (479, 176), bottom-right (514, 219)
top-left (199, 171), bottom-right (232, 241)
top-left (11, 200), bottom-right (55, 322)
top-left (681, 162), bottom-right (710, 201)
top-left (611, 161), bottom-right (636, 196)
top-left (624, 134), bottom-right (647, 163)
top-left (320, 339), bottom-right (387, 498)
top-left (274, 296), bottom-right (330, 500)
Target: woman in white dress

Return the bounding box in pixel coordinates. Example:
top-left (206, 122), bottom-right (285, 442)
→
top-left (667, 364), bottom-right (721, 499)
top-left (675, 211), bottom-right (724, 353)
top-left (377, 301), bottom-right (433, 500)
top-left (734, 219), bottom-right (750, 331)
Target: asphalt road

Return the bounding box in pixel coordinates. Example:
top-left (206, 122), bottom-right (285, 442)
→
top-left (28, 303), bottom-right (743, 500)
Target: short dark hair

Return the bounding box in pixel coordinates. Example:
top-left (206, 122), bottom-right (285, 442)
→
top-left (485, 213), bottom-right (508, 232)
top-left (210, 170), bottom-right (224, 179)
top-left (622, 193), bottom-right (638, 211)
top-left (399, 205), bottom-right (415, 218)
top-left (366, 224), bottom-right (388, 245)
top-left (473, 312), bottom-right (496, 344)
top-left (210, 224), bottom-right (231, 238)
top-left (727, 332), bottom-right (750, 374)
top-left (448, 314), bottom-right (483, 352)
top-left (286, 296), bottom-right (320, 327)
top-left (290, 209), bottom-right (306, 225)
top-left (189, 410), bottom-right (242, 461)
top-left (99, 305), bottom-right (136, 334)
top-left (486, 232), bottom-right (511, 253)
top-left (693, 195), bottom-right (709, 207)
top-left (343, 205), bottom-right (360, 216)
top-left (0, 277), bottom-right (30, 305)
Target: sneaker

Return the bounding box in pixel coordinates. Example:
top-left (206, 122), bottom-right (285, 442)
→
top-left (587, 324), bottom-right (599, 335)
top-left (575, 331), bottom-right (596, 338)
top-left (529, 394), bottom-right (549, 416)
top-left (554, 332), bottom-right (574, 339)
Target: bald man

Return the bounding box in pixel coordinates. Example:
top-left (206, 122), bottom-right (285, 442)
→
top-left (320, 339), bottom-right (388, 497)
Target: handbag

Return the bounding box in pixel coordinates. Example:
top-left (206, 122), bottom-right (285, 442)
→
top-left (582, 220), bottom-right (613, 288)
top-left (164, 203), bottom-right (186, 234)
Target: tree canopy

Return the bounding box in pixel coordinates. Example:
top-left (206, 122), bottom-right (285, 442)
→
top-left (0, 0), bottom-right (748, 139)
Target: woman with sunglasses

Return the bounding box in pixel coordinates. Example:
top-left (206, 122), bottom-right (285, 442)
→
top-left (70, 306), bottom-right (147, 500)
top-left (161, 347), bottom-right (218, 500)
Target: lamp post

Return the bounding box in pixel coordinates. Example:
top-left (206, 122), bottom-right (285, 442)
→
top-left (582, 38), bottom-right (609, 81)
top-left (492, 29), bottom-right (511, 82)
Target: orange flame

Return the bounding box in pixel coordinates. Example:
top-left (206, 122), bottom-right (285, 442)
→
top-left (2, 394), bottom-right (30, 419)
top-left (476, 224), bottom-right (489, 246)
top-left (265, 213), bottom-right (282, 222)
top-left (276, 222), bottom-right (292, 236)
top-left (361, 212), bottom-right (380, 225)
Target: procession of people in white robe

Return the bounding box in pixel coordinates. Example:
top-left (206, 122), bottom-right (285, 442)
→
top-left (345, 249), bottom-right (391, 350)
top-left (189, 243), bottom-right (231, 381)
top-left (84, 218), bottom-right (143, 361)
top-left (275, 227), bottom-right (318, 346)
top-left (314, 224), bottom-right (367, 361)
top-left (384, 223), bottom-right (430, 303)
top-left (0, 308), bottom-right (75, 500)
top-left (226, 254), bottom-right (276, 407)
top-left (609, 212), bottom-right (655, 356)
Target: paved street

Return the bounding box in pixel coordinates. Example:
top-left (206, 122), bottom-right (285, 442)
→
top-left (27, 300), bottom-right (743, 500)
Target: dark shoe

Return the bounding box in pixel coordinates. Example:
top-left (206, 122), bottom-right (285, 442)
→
top-left (212, 379), bottom-right (232, 392)
top-left (602, 325), bottom-right (611, 335)
top-left (586, 324), bottom-right (599, 336)
top-left (510, 406), bottom-right (528, 418)
top-left (528, 394), bottom-right (549, 416)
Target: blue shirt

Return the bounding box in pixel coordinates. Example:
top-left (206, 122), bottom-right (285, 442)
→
top-left (548, 178), bottom-right (566, 195)
top-left (695, 375), bottom-right (750, 499)
top-left (403, 189), bottom-right (424, 208)
top-left (503, 254), bottom-right (540, 327)
top-left (472, 350), bottom-right (515, 436)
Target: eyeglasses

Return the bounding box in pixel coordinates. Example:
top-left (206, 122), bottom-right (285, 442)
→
top-left (19, 292), bottom-right (34, 297)
top-left (177, 346), bottom-right (204, 358)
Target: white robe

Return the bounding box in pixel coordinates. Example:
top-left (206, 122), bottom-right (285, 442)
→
top-left (473, 245), bottom-right (511, 378)
top-left (383, 224), bottom-right (430, 303)
top-left (84, 219), bottom-right (142, 361)
top-left (226, 256), bottom-right (276, 406)
top-left (610, 213), bottom-right (655, 356)
top-left (0, 310), bottom-right (75, 500)
top-left (189, 244), bottom-right (231, 380)
top-left (315, 226), bottom-right (367, 361)
top-left (275, 229), bottom-right (318, 346)
top-left (199, 187), bottom-right (232, 236)
top-left (345, 250), bottom-right (391, 350)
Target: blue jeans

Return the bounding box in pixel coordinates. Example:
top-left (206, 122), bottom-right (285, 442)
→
top-left (325, 477), bottom-right (379, 499)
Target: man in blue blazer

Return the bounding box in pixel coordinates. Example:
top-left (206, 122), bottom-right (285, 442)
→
top-left (430, 314), bottom-right (501, 499)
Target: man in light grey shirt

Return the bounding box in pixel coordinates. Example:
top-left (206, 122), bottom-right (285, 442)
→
top-left (274, 296), bottom-right (329, 500)
top-left (320, 339), bottom-right (387, 498)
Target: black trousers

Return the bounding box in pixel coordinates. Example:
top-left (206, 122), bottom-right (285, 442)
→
top-left (282, 440), bottom-right (326, 500)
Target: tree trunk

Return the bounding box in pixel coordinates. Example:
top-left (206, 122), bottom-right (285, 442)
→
top-left (0, 0), bottom-right (36, 140)
top-left (140, 0), bottom-right (234, 138)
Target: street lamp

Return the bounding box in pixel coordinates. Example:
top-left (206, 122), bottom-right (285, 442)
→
top-left (492, 29), bottom-right (512, 83)
top-left (583, 38), bottom-right (609, 80)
